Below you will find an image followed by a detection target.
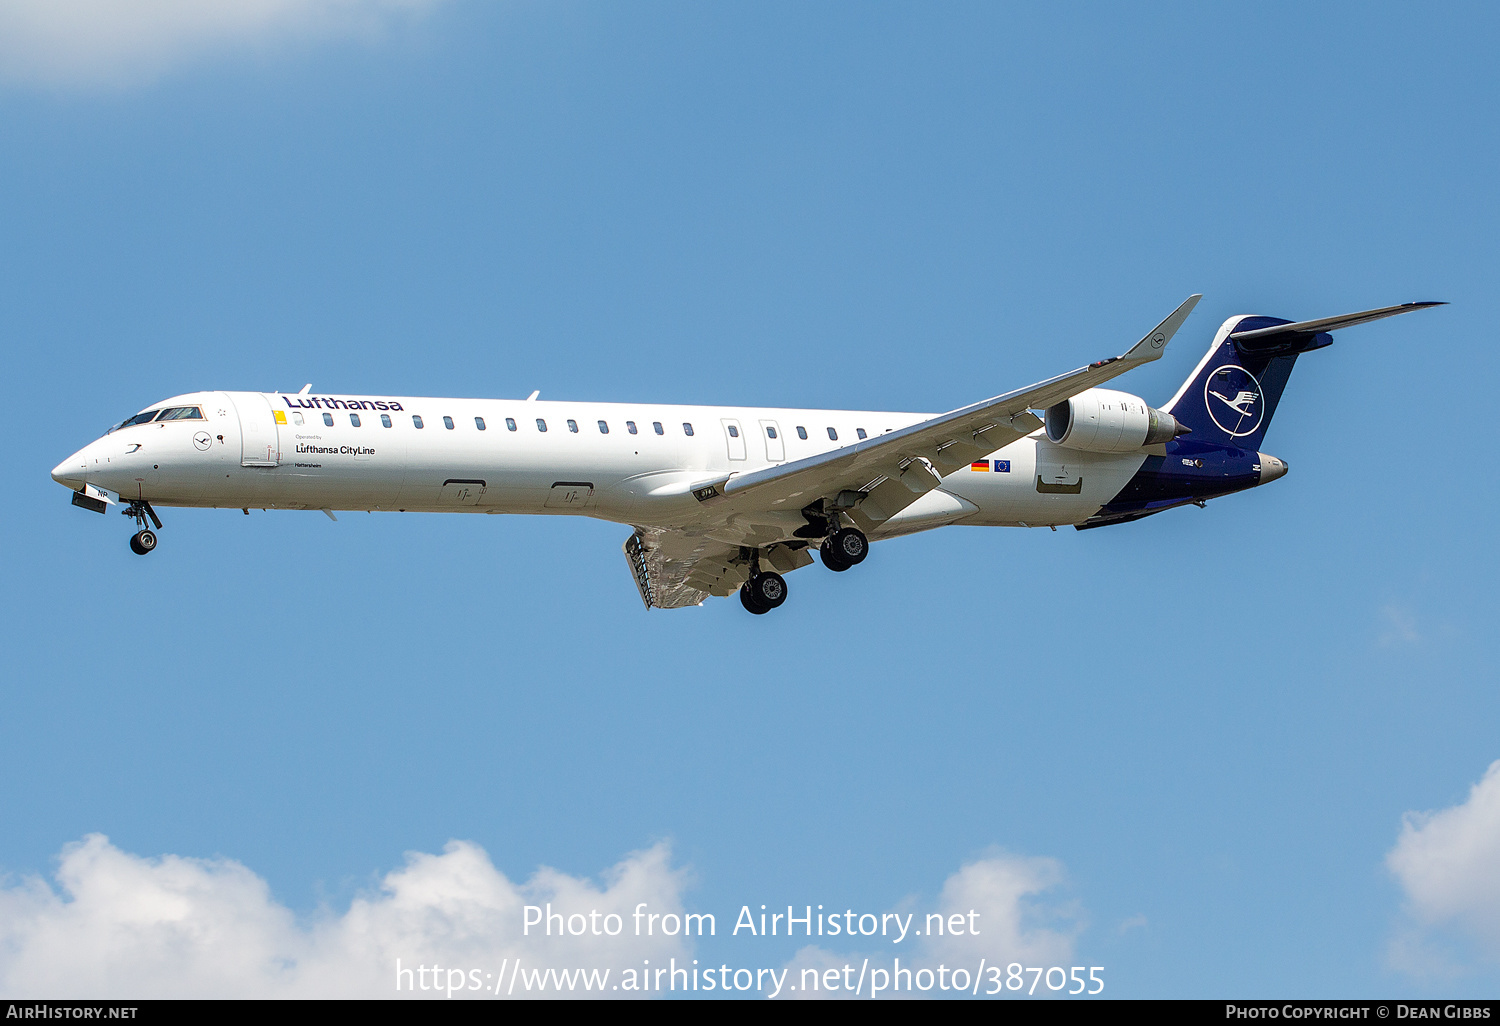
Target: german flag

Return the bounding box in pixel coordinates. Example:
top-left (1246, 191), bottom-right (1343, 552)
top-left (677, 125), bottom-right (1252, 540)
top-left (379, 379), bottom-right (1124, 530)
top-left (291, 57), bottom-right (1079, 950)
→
top-left (970, 460), bottom-right (989, 471)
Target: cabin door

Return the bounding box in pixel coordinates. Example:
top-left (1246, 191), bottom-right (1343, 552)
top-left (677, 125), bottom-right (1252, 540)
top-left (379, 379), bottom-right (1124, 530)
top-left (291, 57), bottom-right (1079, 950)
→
top-left (230, 393), bottom-right (280, 467)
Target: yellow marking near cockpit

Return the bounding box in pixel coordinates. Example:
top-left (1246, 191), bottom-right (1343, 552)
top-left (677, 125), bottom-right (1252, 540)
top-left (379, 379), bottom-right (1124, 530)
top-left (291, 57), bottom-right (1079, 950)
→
top-left (273, 410), bottom-right (287, 424)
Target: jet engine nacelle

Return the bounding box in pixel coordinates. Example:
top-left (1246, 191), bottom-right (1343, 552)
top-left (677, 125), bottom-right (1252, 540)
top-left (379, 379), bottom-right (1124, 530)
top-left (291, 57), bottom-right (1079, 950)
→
top-left (1044, 387), bottom-right (1187, 453)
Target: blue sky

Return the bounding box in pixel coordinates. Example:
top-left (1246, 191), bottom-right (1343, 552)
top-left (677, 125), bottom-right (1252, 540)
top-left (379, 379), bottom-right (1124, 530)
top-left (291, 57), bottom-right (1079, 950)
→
top-left (2, 0), bottom-right (1498, 998)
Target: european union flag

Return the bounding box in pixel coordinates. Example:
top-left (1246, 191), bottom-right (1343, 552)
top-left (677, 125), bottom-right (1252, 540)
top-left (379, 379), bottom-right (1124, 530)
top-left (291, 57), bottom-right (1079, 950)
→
top-left (995, 460), bottom-right (1011, 473)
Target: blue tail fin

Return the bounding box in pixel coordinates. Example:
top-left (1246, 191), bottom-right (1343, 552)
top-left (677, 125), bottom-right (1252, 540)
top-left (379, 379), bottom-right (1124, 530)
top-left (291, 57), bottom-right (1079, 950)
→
top-left (1161, 315), bottom-right (1318, 450)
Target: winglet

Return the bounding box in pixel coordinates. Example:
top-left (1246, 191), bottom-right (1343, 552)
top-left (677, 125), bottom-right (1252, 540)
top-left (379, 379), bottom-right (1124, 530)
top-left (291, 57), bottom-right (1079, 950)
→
top-left (1120, 294), bottom-right (1202, 365)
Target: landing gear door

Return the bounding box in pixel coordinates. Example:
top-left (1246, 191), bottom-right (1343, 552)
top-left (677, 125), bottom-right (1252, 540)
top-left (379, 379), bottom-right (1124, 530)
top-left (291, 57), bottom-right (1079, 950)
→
top-left (230, 393), bottom-right (281, 467)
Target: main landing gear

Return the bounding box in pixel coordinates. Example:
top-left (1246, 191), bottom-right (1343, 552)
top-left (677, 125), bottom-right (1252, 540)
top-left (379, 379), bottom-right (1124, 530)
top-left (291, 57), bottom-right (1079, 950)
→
top-left (738, 525), bottom-right (870, 615)
top-left (737, 546), bottom-right (788, 616)
top-left (818, 527), bottom-right (868, 572)
top-left (123, 500), bottom-right (162, 556)
top-left (739, 569), bottom-right (787, 615)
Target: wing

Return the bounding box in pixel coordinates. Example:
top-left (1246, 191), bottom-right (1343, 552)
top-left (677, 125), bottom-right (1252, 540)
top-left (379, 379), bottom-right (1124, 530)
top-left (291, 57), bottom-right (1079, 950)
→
top-left (620, 295), bottom-right (1202, 610)
top-left (690, 294), bottom-right (1201, 532)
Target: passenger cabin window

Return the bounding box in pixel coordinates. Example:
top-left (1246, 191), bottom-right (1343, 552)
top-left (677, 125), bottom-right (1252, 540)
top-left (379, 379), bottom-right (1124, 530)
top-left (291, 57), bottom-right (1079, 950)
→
top-left (443, 416), bottom-right (455, 430)
top-left (653, 422), bottom-right (664, 435)
top-left (413, 415), bottom-right (424, 429)
top-left (567, 419), bottom-right (579, 433)
top-left (155, 407), bottom-right (204, 421)
top-left (323, 413), bottom-right (335, 427)
top-left (796, 426), bottom-right (807, 440)
top-left (350, 413), bottom-right (361, 427)
top-left (627, 421), bottom-right (638, 435)
top-left (292, 412), bottom-right (305, 426)
top-left (766, 426), bottom-right (777, 439)
top-left (381, 414), bottom-right (392, 428)
top-left (536, 419), bottom-right (548, 432)
top-left (727, 425), bottom-right (739, 438)
top-left (475, 417), bottom-right (486, 431)
top-left (506, 418), bottom-right (517, 431)
top-left (683, 423), bottom-right (694, 436)
top-left (598, 420), bottom-right (609, 434)
top-left (827, 427), bottom-right (838, 440)
top-left (856, 428), bottom-right (867, 440)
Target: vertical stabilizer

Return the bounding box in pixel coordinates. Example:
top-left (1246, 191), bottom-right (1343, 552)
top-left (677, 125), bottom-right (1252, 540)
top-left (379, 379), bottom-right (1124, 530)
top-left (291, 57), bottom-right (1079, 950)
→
top-left (1161, 316), bottom-right (1312, 450)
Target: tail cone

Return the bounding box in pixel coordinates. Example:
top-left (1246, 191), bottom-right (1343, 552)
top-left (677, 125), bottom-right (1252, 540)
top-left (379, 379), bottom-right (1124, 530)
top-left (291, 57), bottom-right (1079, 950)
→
top-left (1258, 453), bottom-right (1288, 483)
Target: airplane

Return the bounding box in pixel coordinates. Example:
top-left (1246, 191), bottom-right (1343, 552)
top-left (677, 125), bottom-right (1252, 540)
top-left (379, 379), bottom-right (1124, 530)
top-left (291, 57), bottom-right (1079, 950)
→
top-left (50, 296), bottom-right (1441, 614)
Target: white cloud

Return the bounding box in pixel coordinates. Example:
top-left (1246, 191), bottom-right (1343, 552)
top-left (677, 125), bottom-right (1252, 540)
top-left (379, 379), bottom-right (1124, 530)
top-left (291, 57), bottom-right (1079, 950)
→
top-left (781, 852), bottom-right (1082, 999)
top-left (0, 834), bottom-right (693, 998)
top-left (1387, 760), bottom-right (1500, 974)
top-left (0, 0), bottom-right (440, 89)
top-left (0, 838), bottom-right (1091, 999)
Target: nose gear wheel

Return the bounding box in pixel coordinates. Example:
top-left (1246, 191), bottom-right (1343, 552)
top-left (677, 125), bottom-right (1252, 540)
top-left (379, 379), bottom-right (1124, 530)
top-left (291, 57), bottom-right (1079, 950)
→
top-left (121, 500), bottom-right (162, 554)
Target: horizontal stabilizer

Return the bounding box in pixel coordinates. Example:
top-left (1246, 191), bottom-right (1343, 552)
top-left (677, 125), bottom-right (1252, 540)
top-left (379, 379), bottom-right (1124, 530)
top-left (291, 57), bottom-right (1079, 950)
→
top-left (1230, 301), bottom-right (1445, 352)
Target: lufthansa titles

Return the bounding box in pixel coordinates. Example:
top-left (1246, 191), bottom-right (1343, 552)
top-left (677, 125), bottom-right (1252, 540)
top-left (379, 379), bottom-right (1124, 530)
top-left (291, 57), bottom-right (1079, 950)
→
top-left (295, 444), bottom-right (375, 456)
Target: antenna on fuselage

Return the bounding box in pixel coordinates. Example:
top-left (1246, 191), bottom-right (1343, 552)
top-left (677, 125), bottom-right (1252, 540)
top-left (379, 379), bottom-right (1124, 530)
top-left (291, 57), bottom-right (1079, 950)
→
top-left (526, 390), bottom-right (540, 401)
top-left (299, 384), bottom-right (312, 394)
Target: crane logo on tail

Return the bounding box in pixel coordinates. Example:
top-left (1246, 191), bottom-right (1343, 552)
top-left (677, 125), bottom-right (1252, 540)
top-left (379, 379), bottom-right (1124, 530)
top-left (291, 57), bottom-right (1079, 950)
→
top-left (1211, 389), bottom-right (1258, 415)
top-left (1202, 364), bottom-right (1264, 438)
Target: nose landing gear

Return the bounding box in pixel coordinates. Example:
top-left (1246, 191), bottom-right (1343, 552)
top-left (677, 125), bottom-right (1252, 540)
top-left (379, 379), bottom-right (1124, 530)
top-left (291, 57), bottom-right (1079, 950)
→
top-left (122, 500), bottom-right (162, 555)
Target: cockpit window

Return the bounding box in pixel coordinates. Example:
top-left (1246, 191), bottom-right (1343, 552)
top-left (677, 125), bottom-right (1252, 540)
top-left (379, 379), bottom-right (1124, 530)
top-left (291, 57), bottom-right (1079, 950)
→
top-left (155, 406), bottom-right (204, 421)
top-left (110, 410), bottom-right (160, 432)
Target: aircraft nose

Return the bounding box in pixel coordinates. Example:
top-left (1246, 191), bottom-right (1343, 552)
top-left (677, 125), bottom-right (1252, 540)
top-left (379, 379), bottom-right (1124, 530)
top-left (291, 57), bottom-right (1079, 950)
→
top-left (52, 448), bottom-right (88, 488)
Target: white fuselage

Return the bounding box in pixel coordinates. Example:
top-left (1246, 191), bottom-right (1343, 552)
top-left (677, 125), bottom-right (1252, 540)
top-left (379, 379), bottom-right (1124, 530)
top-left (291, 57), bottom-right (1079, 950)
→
top-left (53, 390), bottom-right (1150, 543)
